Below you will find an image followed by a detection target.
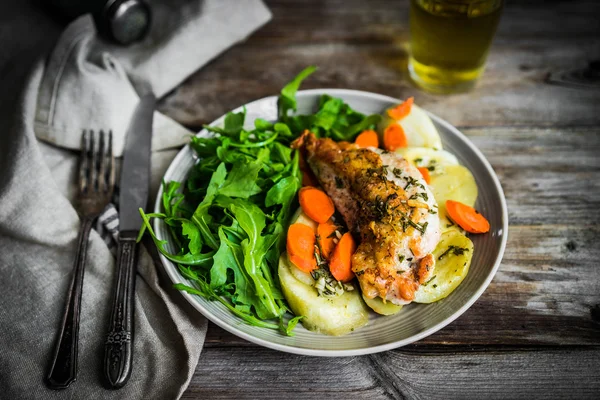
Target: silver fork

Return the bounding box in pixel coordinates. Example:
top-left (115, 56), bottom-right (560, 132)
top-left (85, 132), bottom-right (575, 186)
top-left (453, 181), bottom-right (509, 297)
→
top-left (46, 130), bottom-right (115, 390)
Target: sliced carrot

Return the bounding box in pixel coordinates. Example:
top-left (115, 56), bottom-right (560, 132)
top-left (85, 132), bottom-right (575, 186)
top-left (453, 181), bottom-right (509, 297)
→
top-left (417, 167), bottom-right (431, 184)
top-left (299, 186), bottom-right (335, 224)
top-left (383, 123), bottom-right (407, 151)
top-left (387, 97), bottom-right (414, 120)
top-left (317, 220), bottom-right (337, 259)
top-left (286, 223), bottom-right (317, 273)
top-left (354, 129), bottom-right (379, 148)
top-left (329, 232), bottom-right (357, 282)
top-left (445, 200), bottom-right (490, 234)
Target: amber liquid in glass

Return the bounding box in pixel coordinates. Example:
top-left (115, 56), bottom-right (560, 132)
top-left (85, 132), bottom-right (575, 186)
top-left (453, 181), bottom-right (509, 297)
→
top-left (409, 0), bottom-right (503, 93)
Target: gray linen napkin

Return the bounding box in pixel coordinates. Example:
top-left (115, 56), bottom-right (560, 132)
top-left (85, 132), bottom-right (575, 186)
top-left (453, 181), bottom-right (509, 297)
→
top-left (0, 1), bottom-right (271, 399)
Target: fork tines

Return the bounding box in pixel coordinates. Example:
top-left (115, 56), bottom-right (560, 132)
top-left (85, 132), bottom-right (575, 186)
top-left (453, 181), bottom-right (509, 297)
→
top-left (79, 130), bottom-right (115, 195)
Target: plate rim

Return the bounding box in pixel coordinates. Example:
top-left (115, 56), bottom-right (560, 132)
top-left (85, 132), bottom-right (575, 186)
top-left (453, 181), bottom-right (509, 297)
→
top-left (153, 88), bottom-right (509, 357)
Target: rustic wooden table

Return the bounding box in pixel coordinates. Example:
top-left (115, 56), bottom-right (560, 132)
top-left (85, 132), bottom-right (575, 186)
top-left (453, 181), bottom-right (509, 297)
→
top-left (157, 0), bottom-right (600, 398)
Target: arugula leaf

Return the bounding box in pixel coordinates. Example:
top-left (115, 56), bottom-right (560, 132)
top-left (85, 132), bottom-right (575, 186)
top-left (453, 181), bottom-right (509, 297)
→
top-left (139, 209), bottom-right (215, 266)
top-left (224, 108), bottom-right (246, 135)
top-left (181, 220), bottom-right (202, 255)
top-left (313, 96), bottom-right (344, 131)
top-left (283, 315), bottom-right (304, 336)
top-left (191, 162), bottom-right (227, 250)
top-left (219, 159), bottom-right (263, 198)
top-left (214, 196), bottom-right (284, 319)
top-left (265, 175), bottom-right (300, 208)
top-left (254, 118), bottom-right (274, 131)
top-left (210, 228), bottom-right (257, 309)
top-left (330, 113), bottom-right (381, 141)
top-left (278, 65), bottom-right (317, 120)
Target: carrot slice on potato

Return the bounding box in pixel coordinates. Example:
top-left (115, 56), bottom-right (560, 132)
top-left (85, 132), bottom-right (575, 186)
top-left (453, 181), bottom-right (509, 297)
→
top-left (387, 97), bottom-right (414, 120)
top-left (445, 200), bottom-right (490, 234)
top-left (299, 186), bottom-right (335, 224)
top-left (317, 220), bottom-right (338, 259)
top-left (329, 232), bottom-right (357, 282)
top-left (354, 129), bottom-right (379, 148)
top-left (417, 167), bottom-right (431, 184)
top-left (286, 223), bottom-right (318, 273)
top-left (383, 124), bottom-right (408, 151)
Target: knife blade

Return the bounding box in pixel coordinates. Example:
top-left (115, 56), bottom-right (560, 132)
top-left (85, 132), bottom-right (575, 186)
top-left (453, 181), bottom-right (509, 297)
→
top-left (104, 93), bottom-right (155, 389)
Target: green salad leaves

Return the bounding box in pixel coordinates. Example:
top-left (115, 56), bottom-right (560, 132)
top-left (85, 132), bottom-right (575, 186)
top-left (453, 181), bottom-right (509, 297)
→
top-left (139, 66), bottom-right (381, 335)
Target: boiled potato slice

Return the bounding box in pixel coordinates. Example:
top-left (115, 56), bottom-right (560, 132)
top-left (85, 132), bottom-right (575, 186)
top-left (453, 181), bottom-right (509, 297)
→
top-left (414, 229), bottom-right (473, 303)
top-left (289, 259), bottom-right (316, 286)
top-left (278, 254), bottom-right (369, 335)
top-left (429, 165), bottom-right (478, 206)
top-left (428, 165), bottom-right (478, 232)
top-left (362, 294), bottom-right (403, 316)
top-left (395, 147), bottom-right (459, 176)
top-left (379, 104), bottom-right (443, 150)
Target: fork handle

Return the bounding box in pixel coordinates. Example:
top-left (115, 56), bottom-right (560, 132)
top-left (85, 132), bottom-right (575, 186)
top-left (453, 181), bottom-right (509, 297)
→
top-left (103, 231), bottom-right (138, 389)
top-left (46, 215), bottom-right (95, 390)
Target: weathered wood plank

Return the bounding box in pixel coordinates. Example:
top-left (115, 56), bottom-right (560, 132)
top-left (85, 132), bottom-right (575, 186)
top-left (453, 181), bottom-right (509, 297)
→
top-left (183, 346), bottom-right (600, 399)
top-left (158, 1), bottom-right (600, 128)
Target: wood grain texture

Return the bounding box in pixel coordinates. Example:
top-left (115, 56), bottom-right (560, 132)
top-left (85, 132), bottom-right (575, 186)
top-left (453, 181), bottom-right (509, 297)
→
top-left (183, 346), bottom-right (600, 399)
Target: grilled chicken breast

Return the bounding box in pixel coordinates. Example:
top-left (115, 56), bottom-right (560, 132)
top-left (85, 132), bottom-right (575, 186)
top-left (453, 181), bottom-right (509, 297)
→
top-left (294, 132), bottom-right (441, 305)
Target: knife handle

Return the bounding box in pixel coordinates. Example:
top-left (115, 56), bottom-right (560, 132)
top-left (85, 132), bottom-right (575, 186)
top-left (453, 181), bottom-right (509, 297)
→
top-left (104, 232), bottom-right (137, 389)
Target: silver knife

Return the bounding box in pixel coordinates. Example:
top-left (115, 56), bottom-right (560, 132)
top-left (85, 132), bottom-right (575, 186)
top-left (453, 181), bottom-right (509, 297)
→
top-left (104, 93), bottom-right (155, 389)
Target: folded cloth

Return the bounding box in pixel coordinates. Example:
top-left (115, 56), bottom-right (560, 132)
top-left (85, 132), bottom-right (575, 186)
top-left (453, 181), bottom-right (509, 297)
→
top-left (0, 1), bottom-right (271, 399)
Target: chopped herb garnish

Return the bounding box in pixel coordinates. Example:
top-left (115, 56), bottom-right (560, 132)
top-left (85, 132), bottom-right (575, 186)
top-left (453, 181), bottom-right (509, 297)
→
top-left (421, 275), bottom-right (437, 286)
top-left (438, 245), bottom-right (470, 260)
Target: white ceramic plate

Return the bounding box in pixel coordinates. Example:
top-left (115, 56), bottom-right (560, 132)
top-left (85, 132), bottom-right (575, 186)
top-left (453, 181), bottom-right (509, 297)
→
top-left (153, 89), bottom-right (508, 356)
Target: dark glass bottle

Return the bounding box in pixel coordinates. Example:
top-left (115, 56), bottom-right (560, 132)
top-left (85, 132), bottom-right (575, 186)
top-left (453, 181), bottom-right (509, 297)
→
top-left (46, 0), bottom-right (151, 45)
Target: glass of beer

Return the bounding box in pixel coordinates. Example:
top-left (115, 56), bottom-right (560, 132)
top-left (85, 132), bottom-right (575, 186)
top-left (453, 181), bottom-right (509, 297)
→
top-left (409, 0), bottom-right (503, 94)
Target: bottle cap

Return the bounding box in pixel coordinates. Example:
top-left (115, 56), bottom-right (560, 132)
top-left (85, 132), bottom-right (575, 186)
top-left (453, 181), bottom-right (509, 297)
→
top-left (96, 0), bottom-right (151, 45)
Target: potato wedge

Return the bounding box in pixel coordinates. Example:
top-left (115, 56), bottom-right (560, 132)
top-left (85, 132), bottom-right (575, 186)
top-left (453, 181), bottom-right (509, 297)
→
top-left (362, 294), bottom-right (403, 315)
top-left (413, 229), bottom-right (474, 303)
top-left (278, 254), bottom-right (369, 335)
top-left (379, 104), bottom-right (443, 150)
